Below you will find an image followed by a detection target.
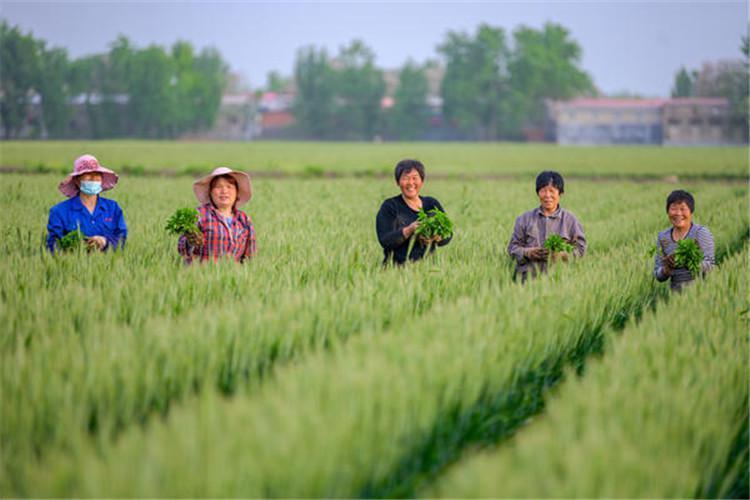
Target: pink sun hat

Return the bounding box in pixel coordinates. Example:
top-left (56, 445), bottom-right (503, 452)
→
top-left (192, 167), bottom-right (252, 208)
top-left (58, 154), bottom-right (119, 198)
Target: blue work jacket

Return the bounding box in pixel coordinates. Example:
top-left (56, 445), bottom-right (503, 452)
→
top-left (46, 195), bottom-right (127, 252)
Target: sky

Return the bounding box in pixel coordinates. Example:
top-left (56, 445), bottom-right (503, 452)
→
top-left (2, 0), bottom-right (748, 97)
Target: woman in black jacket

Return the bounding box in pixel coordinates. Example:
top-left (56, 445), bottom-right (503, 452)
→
top-left (375, 159), bottom-right (452, 265)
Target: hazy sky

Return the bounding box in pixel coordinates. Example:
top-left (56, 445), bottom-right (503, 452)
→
top-left (2, 1), bottom-right (747, 96)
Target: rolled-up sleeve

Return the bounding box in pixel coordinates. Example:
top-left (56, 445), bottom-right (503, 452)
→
top-left (244, 217), bottom-right (257, 259)
top-left (376, 202), bottom-right (406, 250)
top-left (653, 237), bottom-right (669, 282)
top-left (569, 216), bottom-right (586, 258)
top-left (178, 235), bottom-right (193, 263)
top-left (696, 226), bottom-right (715, 274)
top-left (110, 204), bottom-right (127, 250)
top-left (178, 216), bottom-right (204, 264)
top-left (46, 207), bottom-right (65, 253)
top-left (507, 216), bottom-right (528, 264)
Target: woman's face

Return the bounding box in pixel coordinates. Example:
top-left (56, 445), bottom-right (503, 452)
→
top-left (537, 184), bottom-right (560, 213)
top-left (668, 201), bottom-right (692, 231)
top-left (398, 169), bottom-right (423, 199)
top-left (210, 176), bottom-right (238, 210)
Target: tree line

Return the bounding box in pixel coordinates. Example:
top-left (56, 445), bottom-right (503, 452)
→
top-left (0, 22), bottom-right (228, 139)
top-left (3, 18), bottom-right (745, 141)
top-left (293, 23), bottom-right (594, 141)
top-left (1, 20), bottom-right (594, 141)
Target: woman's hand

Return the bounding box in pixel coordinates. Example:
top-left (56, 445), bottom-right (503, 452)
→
top-left (551, 251), bottom-right (570, 263)
top-left (186, 231), bottom-right (204, 247)
top-left (402, 221), bottom-right (419, 238)
top-left (524, 247), bottom-right (549, 262)
top-left (418, 234), bottom-right (442, 246)
top-left (662, 253), bottom-right (675, 276)
top-left (85, 236), bottom-right (107, 251)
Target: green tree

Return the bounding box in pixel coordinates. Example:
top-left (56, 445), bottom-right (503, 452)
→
top-left (171, 41), bottom-right (199, 134)
top-left (0, 22), bottom-right (41, 138)
top-left (65, 37), bottom-right (136, 138)
top-left (104, 36), bottom-right (136, 136)
top-left (438, 24), bottom-right (511, 140)
top-left (671, 66), bottom-right (694, 97)
top-left (126, 45), bottom-right (176, 137)
top-left (508, 23), bottom-right (593, 133)
top-left (266, 70), bottom-right (289, 92)
top-left (38, 46), bottom-right (71, 137)
top-left (332, 40), bottom-right (385, 140)
top-left (388, 60), bottom-right (429, 140)
top-left (190, 47), bottom-right (228, 131)
top-left (0, 25), bottom-right (228, 139)
top-left (740, 32), bottom-right (749, 140)
top-left (68, 54), bottom-right (110, 138)
top-left (293, 46), bottom-right (335, 138)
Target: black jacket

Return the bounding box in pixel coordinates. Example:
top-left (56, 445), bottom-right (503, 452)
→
top-left (375, 195), bottom-right (452, 265)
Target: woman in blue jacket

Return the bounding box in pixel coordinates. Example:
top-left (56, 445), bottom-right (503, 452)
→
top-left (46, 154), bottom-right (127, 252)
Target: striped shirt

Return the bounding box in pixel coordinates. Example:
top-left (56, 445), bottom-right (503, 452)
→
top-left (654, 223), bottom-right (714, 291)
top-left (178, 204), bottom-right (256, 264)
top-left (507, 206), bottom-right (586, 280)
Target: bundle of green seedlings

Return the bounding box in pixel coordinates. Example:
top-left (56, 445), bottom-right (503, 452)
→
top-left (674, 238), bottom-right (703, 276)
top-left (57, 229), bottom-right (86, 252)
top-left (165, 208), bottom-right (200, 238)
top-left (406, 207), bottom-right (454, 259)
top-left (543, 234), bottom-right (574, 255)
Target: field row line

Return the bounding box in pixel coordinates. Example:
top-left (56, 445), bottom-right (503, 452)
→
top-left (428, 245), bottom-right (749, 498)
top-left (8, 204), bottom-right (747, 496)
top-left (364, 219), bottom-right (749, 497)
top-left (0, 185), bottom-right (705, 474)
top-left (1, 166), bottom-right (748, 183)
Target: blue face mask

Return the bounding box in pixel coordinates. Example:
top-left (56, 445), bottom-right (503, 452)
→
top-left (80, 180), bottom-right (103, 196)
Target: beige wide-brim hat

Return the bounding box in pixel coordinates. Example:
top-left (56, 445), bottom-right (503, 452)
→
top-left (192, 167), bottom-right (252, 208)
top-left (58, 154), bottom-right (119, 197)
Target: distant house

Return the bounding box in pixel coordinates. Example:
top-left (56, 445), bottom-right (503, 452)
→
top-left (549, 97), bottom-right (740, 146)
top-left (662, 98), bottom-right (733, 146)
top-left (255, 91), bottom-right (297, 138)
top-left (260, 110), bottom-right (295, 129)
top-left (183, 93), bottom-right (261, 141)
top-left (257, 91), bottom-right (294, 113)
top-left (550, 98), bottom-right (664, 145)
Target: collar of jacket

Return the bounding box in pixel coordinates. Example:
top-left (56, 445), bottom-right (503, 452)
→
top-left (535, 206), bottom-right (562, 219)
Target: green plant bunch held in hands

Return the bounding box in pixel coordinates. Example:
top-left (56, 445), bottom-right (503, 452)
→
top-left (406, 207), bottom-right (454, 259)
top-left (674, 238), bottom-right (703, 276)
top-left (57, 228), bottom-right (85, 252)
top-left (541, 234), bottom-right (575, 264)
top-left (544, 234), bottom-right (575, 254)
top-left (165, 207), bottom-right (201, 241)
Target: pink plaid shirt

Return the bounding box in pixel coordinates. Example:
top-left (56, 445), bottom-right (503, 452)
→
top-left (178, 204), bottom-right (256, 264)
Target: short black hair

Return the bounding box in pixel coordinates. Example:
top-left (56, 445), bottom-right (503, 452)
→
top-left (666, 190), bottom-right (695, 213)
top-left (535, 171), bottom-right (564, 194)
top-left (394, 159), bottom-right (425, 183)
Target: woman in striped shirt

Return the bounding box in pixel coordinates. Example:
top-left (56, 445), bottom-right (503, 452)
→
top-left (653, 190), bottom-right (714, 291)
top-left (178, 167), bottom-right (256, 264)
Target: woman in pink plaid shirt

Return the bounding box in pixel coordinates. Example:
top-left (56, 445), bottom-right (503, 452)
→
top-left (178, 167), bottom-right (256, 264)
